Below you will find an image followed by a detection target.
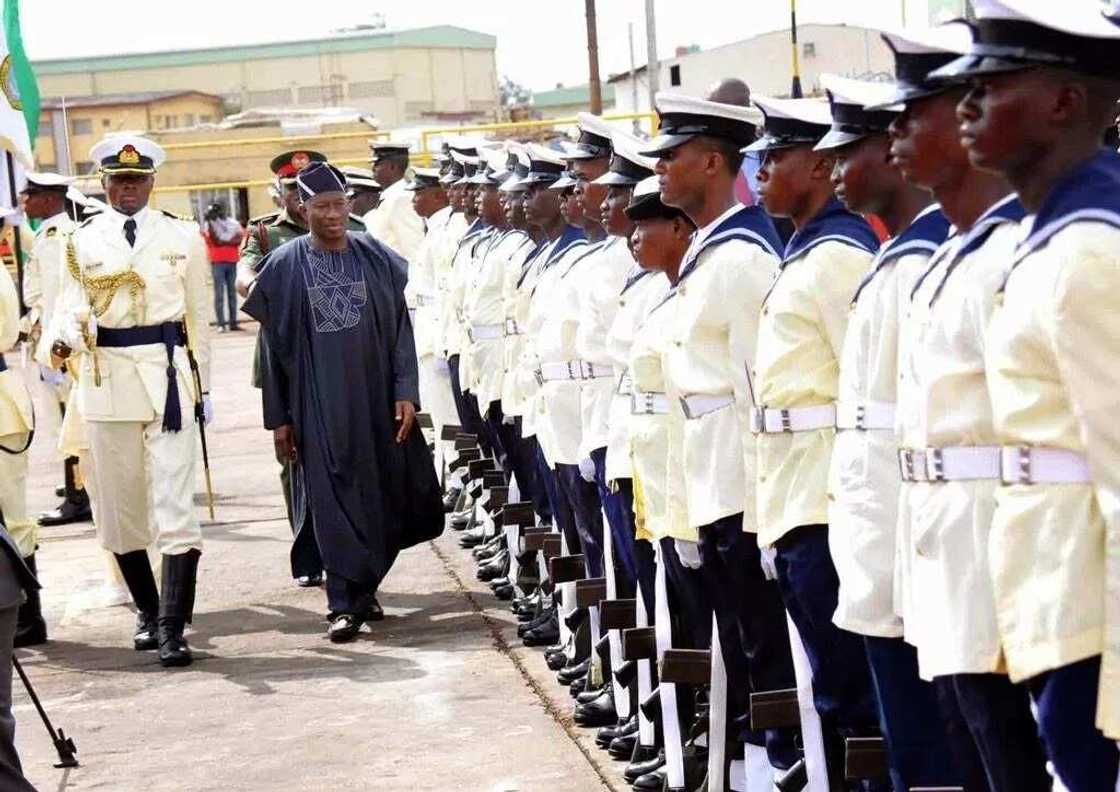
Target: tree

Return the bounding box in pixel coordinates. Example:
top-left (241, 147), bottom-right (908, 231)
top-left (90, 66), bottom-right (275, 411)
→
top-left (499, 75), bottom-right (532, 109)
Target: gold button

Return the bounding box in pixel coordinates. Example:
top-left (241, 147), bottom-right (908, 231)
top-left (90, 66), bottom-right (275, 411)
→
top-left (827, 493), bottom-right (835, 502)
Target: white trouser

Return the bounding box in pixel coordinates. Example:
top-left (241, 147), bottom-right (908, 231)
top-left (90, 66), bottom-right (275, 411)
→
top-left (654, 550), bottom-right (686, 788)
top-left (788, 613), bottom-right (829, 792)
top-left (636, 587), bottom-right (656, 746)
top-left (87, 418), bottom-right (202, 556)
top-left (603, 512), bottom-right (630, 715)
top-left (418, 355), bottom-right (460, 435)
top-left (0, 434), bottom-right (33, 557)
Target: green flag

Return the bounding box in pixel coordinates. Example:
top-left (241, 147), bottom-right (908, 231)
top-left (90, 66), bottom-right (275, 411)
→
top-left (0, 0), bottom-right (37, 165)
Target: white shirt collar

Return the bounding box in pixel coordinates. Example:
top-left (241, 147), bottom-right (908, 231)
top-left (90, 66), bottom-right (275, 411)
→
top-left (686, 201), bottom-right (743, 259)
top-left (106, 204), bottom-right (151, 229)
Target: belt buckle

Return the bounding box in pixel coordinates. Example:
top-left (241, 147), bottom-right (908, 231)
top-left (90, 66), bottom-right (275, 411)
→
top-left (1016, 445), bottom-right (1032, 485)
top-left (927, 448), bottom-right (946, 483)
top-left (898, 449), bottom-right (915, 482)
top-left (643, 392), bottom-right (655, 415)
top-left (534, 369), bottom-right (544, 387)
top-left (750, 407), bottom-right (764, 434)
top-left (567, 361), bottom-right (581, 380)
top-left (854, 404), bottom-right (866, 431)
top-left (505, 318), bottom-right (517, 336)
top-left (779, 408), bottom-right (792, 433)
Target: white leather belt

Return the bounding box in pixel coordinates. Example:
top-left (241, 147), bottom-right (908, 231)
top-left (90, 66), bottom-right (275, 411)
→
top-left (469, 324), bottom-right (503, 342)
top-left (680, 393), bottom-right (734, 420)
top-left (898, 446), bottom-right (1001, 483)
top-left (999, 446), bottom-right (1091, 485)
top-left (631, 391), bottom-right (670, 415)
top-left (579, 361), bottom-right (613, 380)
top-left (415, 294), bottom-right (436, 307)
top-left (537, 360), bottom-right (583, 384)
top-left (751, 404), bottom-right (836, 434)
top-left (504, 318), bottom-right (522, 337)
top-left (835, 401), bottom-right (895, 431)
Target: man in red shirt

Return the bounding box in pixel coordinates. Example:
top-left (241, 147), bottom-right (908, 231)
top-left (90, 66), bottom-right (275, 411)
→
top-left (202, 202), bottom-right (244, 332)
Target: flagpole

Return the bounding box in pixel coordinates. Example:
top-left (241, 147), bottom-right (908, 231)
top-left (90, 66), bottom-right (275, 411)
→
top-left (6, 149), bottom-right (23, 314)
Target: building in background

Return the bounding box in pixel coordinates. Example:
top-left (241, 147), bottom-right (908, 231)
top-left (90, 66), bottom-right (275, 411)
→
top-left (33, 24), bottom-right (499, 134)
top-left (37, 91), bottom-right (225, 175)
top-left (609, 24), bottom-right (893, 112)
top-left (530, 83), bottom-right (616, 119)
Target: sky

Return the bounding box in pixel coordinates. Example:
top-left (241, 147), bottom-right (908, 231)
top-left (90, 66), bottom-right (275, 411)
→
top-left (23, 0), bottom-right (931, 92)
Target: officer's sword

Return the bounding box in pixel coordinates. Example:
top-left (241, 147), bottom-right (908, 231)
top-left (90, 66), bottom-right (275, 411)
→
top-left (183, 334), bottom-right (215, 521)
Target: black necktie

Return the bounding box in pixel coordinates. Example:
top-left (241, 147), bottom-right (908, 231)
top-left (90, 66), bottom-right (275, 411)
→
top-left (123, 218), bottom-right (136, 247)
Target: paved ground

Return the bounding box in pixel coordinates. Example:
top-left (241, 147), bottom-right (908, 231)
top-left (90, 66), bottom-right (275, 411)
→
top-left (11, 328), bottom-right (628, 792)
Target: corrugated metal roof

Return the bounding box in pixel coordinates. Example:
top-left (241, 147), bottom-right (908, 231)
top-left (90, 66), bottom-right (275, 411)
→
top-left (532, 83), bottom-right (616, 109)
top-left (41, 90), bottom-right (223, 109)
top-left (33, 25), bottom-right (496, 75)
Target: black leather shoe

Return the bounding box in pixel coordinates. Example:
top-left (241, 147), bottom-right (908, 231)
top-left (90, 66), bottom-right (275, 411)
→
top-left (442, 487), bottom-right (462, 513)
top-left (158, 620), bottom-right (192, 667)
top-left (37, 490), bottom-right (93, 526)
top-left (473, 536), bottom-right (504, 560)
top-left (366, 597), bottom-right (384, 622)
top-left (476, 552), bottom-right (509, 582)
top-left (295, 574), bottom-right (323, 588)
top-left (557, 657), bottom-right (591, 685)
top-left (607, 732), bottom-right (636, 760)
top-left (493, 584), bottom-right (514, 601)
top-left (633, 766), bottom-right (668, 791)
top-left (625, 750), bottom-right (665, 783)
top-left (569, 676), bottom-right (588, 698)
top-left (458, 526), bottom-right (488, 548)
top-left (775, 758), bottom-right (807, 792)
top-left (545, 650), bottom-right (570, 671)
top-left (623, 741), bottom-right (659, 764)
top-left (573, 690), bottom-right (617, 727)
top-left (328, 614), bottom-right (363, 643)
top-left (521, 611), bottom-right (560, 647)
top-left (517, 606), bottom-right (556, 638)
top-left (157, 550), bottom-right (200, 667)
top-left (596, 715), bottom-right (635, 749)
top-left (133, 611), bottom-right (158, 651)
top-left (577, 684), bottom-right (608, 705)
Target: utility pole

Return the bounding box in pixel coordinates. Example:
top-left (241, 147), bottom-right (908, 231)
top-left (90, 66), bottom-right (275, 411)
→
top-left (790, 0), bottom-right (803, 98)
top-left (645, 0), bottom-right (659, 110)
top-left (585, 0), bottom-right (603, 114)
top-left (628, 23), bottom-right (640, 128)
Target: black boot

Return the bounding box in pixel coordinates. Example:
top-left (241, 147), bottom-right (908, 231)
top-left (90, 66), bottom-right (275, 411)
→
top-left (13, 554), bottom-right (46, 648)
top-left (115, 550), bottom-right (159, 650)
top-left (158, 550), bottom-right (200, 668)
top-left (38, 458), bottom-right (92, 527)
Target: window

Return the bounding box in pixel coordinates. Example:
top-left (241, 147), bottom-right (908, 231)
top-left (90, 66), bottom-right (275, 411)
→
top-left (70, 118), bottom-right (92, 135)
top-left (199, 114), bottom-right (213, 124)
top-left (669, 64), bottom-right (681, 87)
top-left (247, 88), bottom-right (292, 108)
top-left (37, 116), bottom-right (53, 137)
top-left (182, 114), bottom-right (195, 127)
top-left (74, 160), bottom-right (96, 175)
top-left (297, 84), bottom-right (344, 105)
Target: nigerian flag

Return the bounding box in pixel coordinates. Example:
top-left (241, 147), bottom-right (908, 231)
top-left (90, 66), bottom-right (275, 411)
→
top-left (0, 0), bottom-right (37, 167)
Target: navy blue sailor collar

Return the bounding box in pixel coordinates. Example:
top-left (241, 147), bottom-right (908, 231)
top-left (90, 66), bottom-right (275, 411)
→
top-left (1008, 148), bottom-right (1120, 272)
top-left (850, 203), bottom-right (950, 306)
top-left (920, 193), bottom-right (1025, 306)
top-left (545, 224), bottom-right (588, 266)
top-left (676, 203), bottom-right (783, 284)
top-left (782, 196), bottom-right (880, 268)
top-left (457, 217), bottom-right (487, 250)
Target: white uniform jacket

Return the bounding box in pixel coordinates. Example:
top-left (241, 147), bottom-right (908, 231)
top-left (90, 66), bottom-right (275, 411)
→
top-left (363, 178), bottom-right (425, 264)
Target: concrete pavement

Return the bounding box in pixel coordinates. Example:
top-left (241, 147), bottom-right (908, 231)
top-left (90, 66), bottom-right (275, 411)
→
top-left (11, 329), bottom-right (629, 792)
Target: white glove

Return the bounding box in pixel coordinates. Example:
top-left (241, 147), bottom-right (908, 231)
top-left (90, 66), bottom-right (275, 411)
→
top-left (578, 456), bottom-right (597, 483)
top-left (60, 310), bottom-right (95, 351)
top-left (759, 545), bottom-right (778, 581)
top-left (39, 364), bottom-right (66, 388)
top-left (675, 538), bottom-right (703, 570)
top-left (202, 394), bottom-right (214, 426)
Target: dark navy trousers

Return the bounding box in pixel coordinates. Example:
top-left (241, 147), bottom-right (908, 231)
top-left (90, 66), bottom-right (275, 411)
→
top-left (553, 463), bottom-right (604, 577)
top-left (589, 446), bottom-right (638, 594)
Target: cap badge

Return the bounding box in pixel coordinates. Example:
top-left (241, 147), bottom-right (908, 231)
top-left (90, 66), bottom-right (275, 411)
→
top-left (291, 152), bottom-right (311, 170)
top-left (118, 145), bottom-right (140, 166)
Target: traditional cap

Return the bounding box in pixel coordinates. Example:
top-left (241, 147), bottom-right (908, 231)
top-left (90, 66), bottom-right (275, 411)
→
top-left (520, 144), bottom-right (567, 186)
top-left (625, 174), bottom-right (689, 222)
top-left (370, 141), bottom-right (412, 159)
top-left (815, 75), bottom-right (901, 151)
top-left (21, 171), bottom-right (75, 192)
top-left (742, 96), bottom-right (833, 153)
top-left (341, 166), bottom-right (382, 192)
top-left (594, 130), bottom-right (658, 186)
top-left (296, 161), bottom-right (348, 203)
top-left (270, 150), bottom-right (327, 183)
top-left (91, 135), bottom-right (165, 174)
top-left (566, 113), bottom-right (615, 160)
top-left (930, 0), bottom-right (1120, 81)
top-left (869, 23), bottom-right (975, 108)
top-left (641, 92), bottom-right (763, 156)
top-left (406, 167), bottom-right (443, 191)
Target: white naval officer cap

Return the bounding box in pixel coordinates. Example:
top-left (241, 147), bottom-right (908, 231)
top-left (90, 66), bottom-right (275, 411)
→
top-left (405, 167), bottom-right (443, 192)
top-left (930, 0), bottom-right (1120, 82)
top-left (566, 112), bottom-right (616, 160)
top-left (521, 143), bottom-right (567, 187)
top-left (742, 96), bottom-right (833, 154)
top-left (340, 166), bottom-right (381, 192)
top-left (814, 75), bottom-right (902, 152)
top-left (90, 134), bottom-right (165, 174)
top-left (593, 129), bottom-right (657, 186)
top-left (868, 22), bottom-right (976, 110)
top-left (641, 92), bottom-right (763, 157)
top-left (22, 171), bottom-right (76, 190)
